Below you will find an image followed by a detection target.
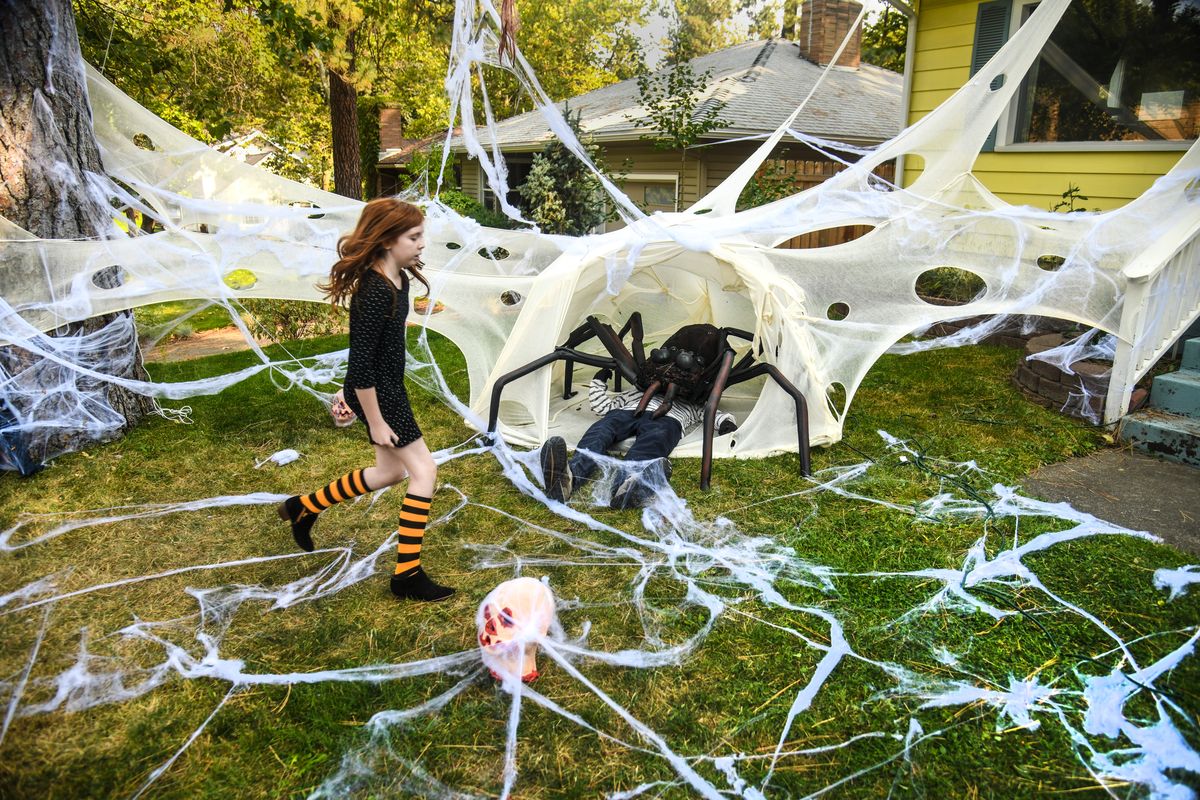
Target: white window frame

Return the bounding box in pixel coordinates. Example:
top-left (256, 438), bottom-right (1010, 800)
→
top-left (994, 0), bottom-right (1195, 153)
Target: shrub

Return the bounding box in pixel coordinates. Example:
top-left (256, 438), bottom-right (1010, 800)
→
top-left (915, 267), bottom-right (986, 304)
top-left (240, 299), bottom-right (346, 341)
top-left (438, 187), bottom-right (518, 229)
top-left (737, 161), bottom-right (803, 211)
top-left (516, 109), bottom-right (617, 235)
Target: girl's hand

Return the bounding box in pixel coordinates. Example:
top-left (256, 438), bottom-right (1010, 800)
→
top-left (370, 422), bottom-right (401, 447)
top-left (330, 390), bottom-right (356, 427)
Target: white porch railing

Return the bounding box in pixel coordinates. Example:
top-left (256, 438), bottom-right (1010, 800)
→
top-left (1104, 216), bottom-right (1200, 425)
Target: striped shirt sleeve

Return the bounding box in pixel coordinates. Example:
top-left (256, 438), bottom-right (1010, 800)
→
top-left (587, 377), bottom-right (736, 434)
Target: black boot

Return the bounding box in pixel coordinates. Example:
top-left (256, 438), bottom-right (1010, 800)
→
top-left (278, 496), bottom-right (317, 552)
top-left (610, 458), bottom-right (673, 510)
top-left (390, 567), bottom-right (456, 602)
top-left (540, 436), bottom-right (573, 502)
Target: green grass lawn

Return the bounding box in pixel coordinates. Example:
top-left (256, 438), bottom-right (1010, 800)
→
top-left (0, 335), bottom-right (1196, 799)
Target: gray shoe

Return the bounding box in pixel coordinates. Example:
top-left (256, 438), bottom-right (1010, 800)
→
top-left (540, 436), bottom-right (573, 502)
top-left (610, 458), bottom-right (672, 509)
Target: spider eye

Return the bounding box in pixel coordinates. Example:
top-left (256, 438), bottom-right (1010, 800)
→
top-left (675, 351), bottom-right (695, 370)
top-left (651, 348), bottom-right (671, 363)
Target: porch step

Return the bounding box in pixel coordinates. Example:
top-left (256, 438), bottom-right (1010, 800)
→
top-left (1183, 338), bottom-right (1200, 371)
top-left (1149, 369), bottom-right (1200, 419)
top-left (1119, 410), bottom-right (1200, 468)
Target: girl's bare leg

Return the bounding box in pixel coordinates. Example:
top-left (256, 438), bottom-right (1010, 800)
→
top-left (390, 437), bottom-right (436, 496)
top-left (362, 442), bottom-right (412, 491)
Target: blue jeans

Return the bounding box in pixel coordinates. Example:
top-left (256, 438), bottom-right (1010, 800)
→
top-left (568, 409), bottom-right (684, 482)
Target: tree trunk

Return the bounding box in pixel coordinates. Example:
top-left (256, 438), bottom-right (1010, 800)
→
top-left (329, 29), bottom-right (362, 200)
top-left (0, 0), bottom-right (155, 473)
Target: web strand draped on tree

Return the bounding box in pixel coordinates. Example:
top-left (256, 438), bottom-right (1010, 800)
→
top-left (0, 0), bottom-right (1198, 796)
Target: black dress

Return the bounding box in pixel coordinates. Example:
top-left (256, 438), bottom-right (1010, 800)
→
top-left (343, 270), bottom-right (422, 447)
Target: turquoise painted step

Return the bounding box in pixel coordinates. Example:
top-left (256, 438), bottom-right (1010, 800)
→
top-left (1184, 338), bottom-right (1200, 371)
top-left (1149, 369), bottom-right (1200, 419)
top-left (1120, 410), bottom-right (1200, 468)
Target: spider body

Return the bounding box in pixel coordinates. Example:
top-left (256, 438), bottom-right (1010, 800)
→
top-left (487, 312), bottom-right (811, 488)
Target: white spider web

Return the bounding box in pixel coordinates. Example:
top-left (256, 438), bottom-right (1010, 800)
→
top-left (1, 0), bottom-right (1198, 796)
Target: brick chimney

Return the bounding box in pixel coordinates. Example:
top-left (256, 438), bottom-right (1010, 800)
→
top-left (379, 107), bottom-right (407, 151)
top-left (797, 0), bottom-right (863, 68)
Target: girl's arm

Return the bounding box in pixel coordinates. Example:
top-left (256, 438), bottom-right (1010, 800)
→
top-left (345, 275), bottom-right (388, 393)
top-left (345, 276), bottom-right (397, 444)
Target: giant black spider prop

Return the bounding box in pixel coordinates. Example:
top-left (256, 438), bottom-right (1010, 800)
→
top-left (487, 312), bottom-right (812, 489)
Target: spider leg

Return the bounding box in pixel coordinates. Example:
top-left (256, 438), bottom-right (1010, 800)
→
top-left (723, 363), bottom-right (812, 478)
top-left (730, 350), bottom-right (756, 374)
top-left (633, 381), bottom-right (662, 416)
top-left (700, 350), bottom-right (736, 490)
top-left (487, 347), bottom-right (616, 436)
top-left (721, 327), bottom-right (775, 370)
top-left (560, 319), bottom-right (604, 398)
top-left (713, 328), bottom-right (759, 379)
top-left (563, 359), bottom-right (577, 400)
top-left (618, 311), bottom-right (646, 367)
top-left (720, 326), bottom-right (756, 343)
top-left (586, 316), bottom-right (639, 386)
top-left (650, 383), bottom-right (678, 419)
top-left (562, 318), bottom-right (601, 349)
top-left (561, 316), bottom-right (634, 397)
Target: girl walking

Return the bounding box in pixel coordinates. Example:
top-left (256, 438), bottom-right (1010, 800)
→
top-left (278, 198), bottom-right (454, 602)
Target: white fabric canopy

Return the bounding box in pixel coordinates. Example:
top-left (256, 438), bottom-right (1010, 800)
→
top-left (2, 0), bottom-right (1198, 461)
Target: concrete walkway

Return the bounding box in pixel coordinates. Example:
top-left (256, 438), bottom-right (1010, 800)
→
top-left (1023, 448), bottom-right (1200, 555)
top-left (144, 327), bottom-right (273, 362)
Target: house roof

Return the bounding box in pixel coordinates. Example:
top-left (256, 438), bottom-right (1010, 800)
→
top-left (216, 129), bottom-right (308, 164)
top-left (379, 128), bottom-right (464, 166)
top-left (449, 38), bottom-right (903, 152)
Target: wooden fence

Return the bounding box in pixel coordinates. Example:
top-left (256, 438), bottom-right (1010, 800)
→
top-left (767, 159), bottom-right (895, 250)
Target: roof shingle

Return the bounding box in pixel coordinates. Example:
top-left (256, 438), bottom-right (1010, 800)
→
top-left (450, 39), bottom-right (903, 151)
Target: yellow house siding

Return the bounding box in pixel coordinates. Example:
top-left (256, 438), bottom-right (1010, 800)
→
top-left (971, 152), bottom-right (1186, 209)
top-left (908, 0), bottom-right (975, 119)
top-left (702, 143), bottom-right (763, 195)
top-left (918, 24), bottom-right (974, 51)
top-left (920, 0), bottom-right (980, 27)
top-left (969, 151), bottom-right (1181, 175)
top-left (459, 158), bottom-right (481, 200)
top-left (909, 89), bottom-right (955, 118)
top-left (902, 0), bottom-right (1190, 209)
top-left (911, 59), bottom-right (972, 93)
top-left (681, 159), bottom-right (703, 206)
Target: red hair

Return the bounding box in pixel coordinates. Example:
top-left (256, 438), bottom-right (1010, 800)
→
top-left (320, 198), bottom-right (431, 309)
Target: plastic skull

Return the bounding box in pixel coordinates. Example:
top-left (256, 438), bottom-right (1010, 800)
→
top-left (476, 577), bottom-right (556, 683)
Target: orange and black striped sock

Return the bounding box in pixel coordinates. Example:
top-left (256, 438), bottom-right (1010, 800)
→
top-left (394, 493), bottom-right (432, 577)
top-left (299, 469), bottom-right (372, 516)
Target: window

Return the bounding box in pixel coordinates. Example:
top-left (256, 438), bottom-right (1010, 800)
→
top-left (483, 156), bottom-right (533, 211)
top-left (644, 184), bottom-right (676, 207)
top-left (1009, 0), bottom-right (1200, 145)
top-left (602, 174), bottom-right (678, 231)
